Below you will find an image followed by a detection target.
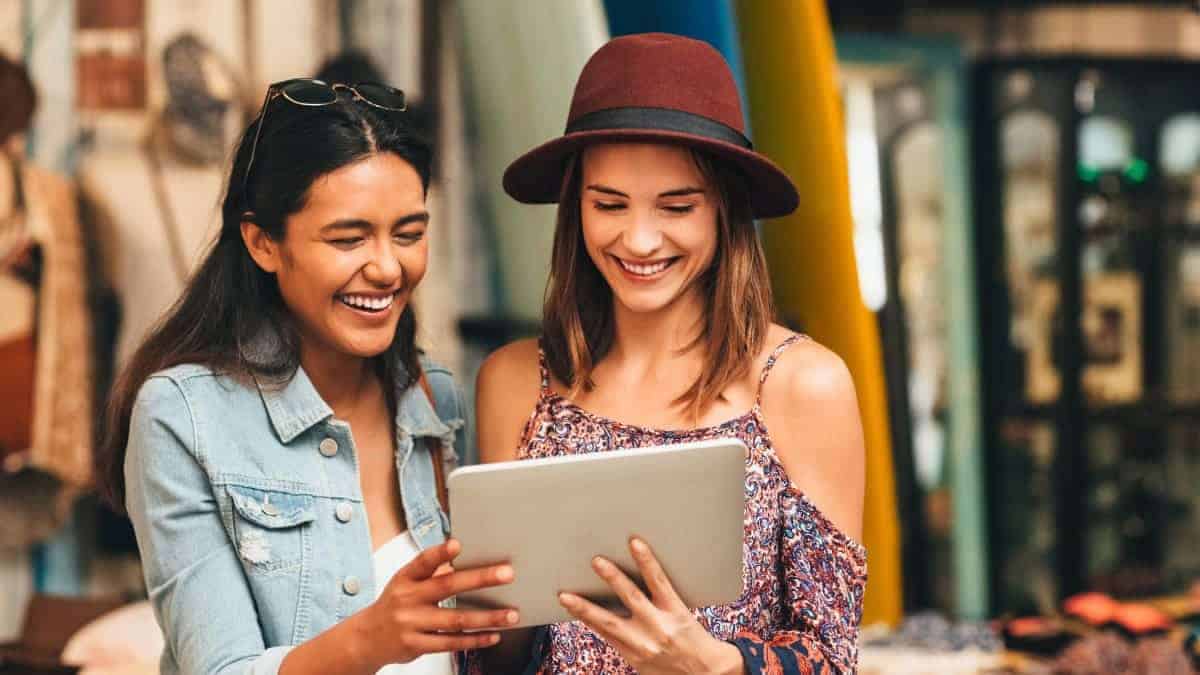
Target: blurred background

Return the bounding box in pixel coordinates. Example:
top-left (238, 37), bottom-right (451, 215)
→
top-left (2, 0), bottom-right (1200, 673)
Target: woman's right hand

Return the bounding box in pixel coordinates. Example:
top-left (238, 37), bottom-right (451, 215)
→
top-left (355, 538), bottom-right (519, 668)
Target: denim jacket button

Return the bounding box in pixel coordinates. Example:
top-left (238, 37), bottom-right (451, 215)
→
top-left (343, 576), bottom-right (361, 596)
top-left (335, 502), bottom-right (353, 523)
top-left (319, 438), bottom-right (339, 457)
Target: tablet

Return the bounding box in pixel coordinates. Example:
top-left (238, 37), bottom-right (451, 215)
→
top-left (448, 438), bottom-right (746, 628)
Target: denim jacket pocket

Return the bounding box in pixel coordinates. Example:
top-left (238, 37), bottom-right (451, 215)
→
top-left (227, 485), bottom-right (316, 575)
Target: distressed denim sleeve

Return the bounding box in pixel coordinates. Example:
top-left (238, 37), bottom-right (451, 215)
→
top-left (125, 375), bottom-right (294, 675)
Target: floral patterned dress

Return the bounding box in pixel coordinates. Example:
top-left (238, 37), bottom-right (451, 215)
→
top-left (465, 335), bottom-right (866, 674)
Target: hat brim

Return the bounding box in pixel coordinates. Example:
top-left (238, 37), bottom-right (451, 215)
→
top-left (502, 128), bottom-right (800, 219)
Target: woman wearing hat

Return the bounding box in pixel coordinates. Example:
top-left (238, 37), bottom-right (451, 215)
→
top-left (472, 33), bottom-right (867, 674)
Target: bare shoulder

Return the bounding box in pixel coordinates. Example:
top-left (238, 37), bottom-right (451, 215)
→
top-left (475, 338), bottom-right (542, 463)
top-left (765, 331), bottom-right (858, 403)
top-left (758, 327), bottom-right (865, 542)
top-left (477, 338), bottom-right (541, 389)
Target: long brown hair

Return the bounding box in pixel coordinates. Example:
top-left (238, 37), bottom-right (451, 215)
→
top-left (96, 93), bottom-right (431, 512)
top-left (541, 146), bottom-right (775, 419)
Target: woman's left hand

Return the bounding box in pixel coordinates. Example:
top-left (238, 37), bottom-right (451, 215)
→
top-left (558, 538), bottom-right (745, 675)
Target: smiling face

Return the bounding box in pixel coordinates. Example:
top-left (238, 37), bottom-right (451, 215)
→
top-left (242, 151), bottom-right (428, 361)
top-left (579, 143), bottom-right (719, 316)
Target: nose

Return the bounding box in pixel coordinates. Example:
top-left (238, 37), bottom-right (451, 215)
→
top-left (622, 211), bottom-right (664, 258)
top-left (361, 238), bottom-right (403, 287)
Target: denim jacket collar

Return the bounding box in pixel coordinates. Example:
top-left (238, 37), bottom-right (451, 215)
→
top-left (253, 367), bottom-right (333, 444)
top-left (253, 361), bottom-right (451, 444)
top-left (395, 363), bottom-right (453, 439)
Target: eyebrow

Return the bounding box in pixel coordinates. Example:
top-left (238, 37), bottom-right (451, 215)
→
top-left (658, 187), bottom-right (706, 198)
top-left (319, 211), bottom-right (430, 233)
top-left (585, 184), bottom-right (706, 199)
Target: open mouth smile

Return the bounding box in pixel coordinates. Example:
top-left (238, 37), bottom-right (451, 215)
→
top-left (612, 255), bottom-right (680, 279)
top-left (337, 291), bottom-right (398, 314)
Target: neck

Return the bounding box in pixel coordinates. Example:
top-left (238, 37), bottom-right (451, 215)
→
top-left (608, 286), bottom-right (707, 368)
top-left (298, 339), bottom-right (374, 420)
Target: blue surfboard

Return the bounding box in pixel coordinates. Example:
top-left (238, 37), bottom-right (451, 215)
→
top-left (602, 0), bottom-right (748, 111)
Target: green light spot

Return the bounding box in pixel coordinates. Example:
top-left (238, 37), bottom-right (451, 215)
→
top-left (1124, 158), bottom-right (1148, 183)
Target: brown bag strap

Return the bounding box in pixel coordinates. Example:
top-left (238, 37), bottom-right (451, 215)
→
top-left (417, 371), bottom-right (449, 515)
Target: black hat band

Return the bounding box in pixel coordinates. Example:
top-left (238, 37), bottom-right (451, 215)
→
top-left (565, 106), bottom-right (752, 150)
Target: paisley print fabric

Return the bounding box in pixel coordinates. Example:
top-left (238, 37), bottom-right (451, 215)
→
top-left (463, 335), bottom-right (866, 674)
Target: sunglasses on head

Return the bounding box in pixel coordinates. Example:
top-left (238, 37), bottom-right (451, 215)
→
top-left (241, 78), bottom-right (408, 212)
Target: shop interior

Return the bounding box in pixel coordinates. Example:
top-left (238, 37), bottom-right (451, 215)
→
top-left (3, 1), bottom-right (1200, 673)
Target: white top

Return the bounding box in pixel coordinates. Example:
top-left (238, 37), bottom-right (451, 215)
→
top-left (374, 532), bottom-right (454, 675)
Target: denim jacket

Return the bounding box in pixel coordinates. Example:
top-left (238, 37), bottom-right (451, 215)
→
top-left (124, 355), bottom-right (466, 675)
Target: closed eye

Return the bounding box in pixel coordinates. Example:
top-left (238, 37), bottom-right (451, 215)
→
top-left (594, 201), bottom-right (626, 212)
top-left (394, 231), bottom-right (425, 243)
top-left (663, 204), bottom-right (696, 214)
top-left (330, 237), bottom-right (364, 247)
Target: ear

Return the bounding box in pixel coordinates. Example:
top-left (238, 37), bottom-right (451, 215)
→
top-left (240, 219), bottom-right (281, 273)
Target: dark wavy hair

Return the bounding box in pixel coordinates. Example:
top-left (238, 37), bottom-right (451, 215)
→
top-left (96, 87), bottom-right (431, 511)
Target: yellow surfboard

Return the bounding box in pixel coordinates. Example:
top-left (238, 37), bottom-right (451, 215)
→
top-left (737, 0), bottom-right (903, 626)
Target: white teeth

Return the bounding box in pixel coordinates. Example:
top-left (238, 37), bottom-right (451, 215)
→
top-left (340, 293), bottom-right (394, 311)
top-left (617, 258), bottom-right (672, 276)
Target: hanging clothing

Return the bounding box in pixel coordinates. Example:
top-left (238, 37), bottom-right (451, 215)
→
top-left (0, 160), bottom-right (94, 550)
top-left (0, 153), bottom-right (35, 469)
top-left (22, 164), bottom-right (94, 489)
top-left (0, 275), bottom-right (35, 465)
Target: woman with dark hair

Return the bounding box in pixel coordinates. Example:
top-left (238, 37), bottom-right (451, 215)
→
top-left (96, 79), bottom-right (517, 675)
top-left (473, 34), bottom-right (867, 674)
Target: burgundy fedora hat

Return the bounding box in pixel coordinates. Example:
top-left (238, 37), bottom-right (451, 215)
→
top-left (502, 32), bottom-right (799, 219)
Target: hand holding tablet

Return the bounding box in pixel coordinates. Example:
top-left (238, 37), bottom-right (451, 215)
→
top-left (558, 536), bottom-right (747, 674)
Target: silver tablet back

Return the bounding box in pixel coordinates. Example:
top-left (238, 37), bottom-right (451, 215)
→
top-left (448, 438), bottom-right (746, 628)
